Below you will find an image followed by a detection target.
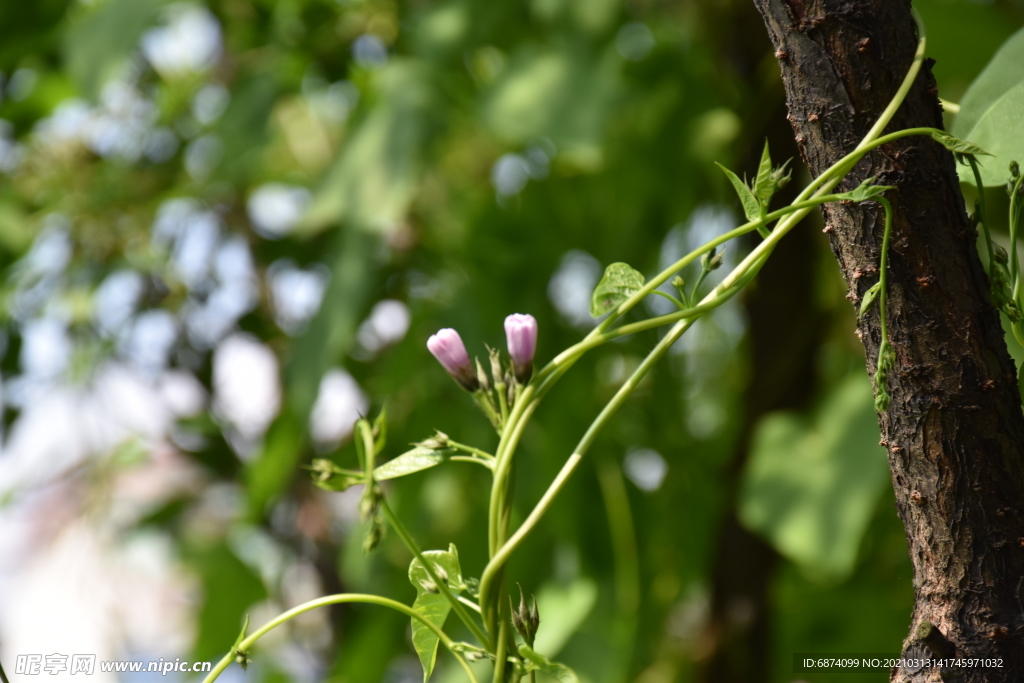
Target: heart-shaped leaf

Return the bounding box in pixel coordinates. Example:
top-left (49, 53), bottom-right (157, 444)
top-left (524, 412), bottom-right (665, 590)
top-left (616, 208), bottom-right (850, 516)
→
top-left (590, 262), bottom-right (645, 317)
top-left (517, 644), bottom-right (579, 683)
top-left (952, 26), bottom-right (1024, 186)
top-left (738, 373), bottom-right (890, 579)
top-left (409, 545), bottom-right (464, 682)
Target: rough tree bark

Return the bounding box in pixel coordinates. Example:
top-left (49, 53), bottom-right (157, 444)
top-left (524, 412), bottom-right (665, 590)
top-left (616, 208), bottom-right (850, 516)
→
top-left (752, 1), bottom-right (1024, 681)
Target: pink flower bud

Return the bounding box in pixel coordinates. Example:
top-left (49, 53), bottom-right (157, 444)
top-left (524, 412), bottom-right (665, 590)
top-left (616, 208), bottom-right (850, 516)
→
top-left (428, 328), bottom-right (479, 391)
top-left (504, 313), bottom-right (537, 383)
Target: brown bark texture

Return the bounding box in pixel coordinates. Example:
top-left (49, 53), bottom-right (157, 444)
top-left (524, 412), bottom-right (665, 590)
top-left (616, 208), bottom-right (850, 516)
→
top-left (752, 1), bottom-right (1024, 680)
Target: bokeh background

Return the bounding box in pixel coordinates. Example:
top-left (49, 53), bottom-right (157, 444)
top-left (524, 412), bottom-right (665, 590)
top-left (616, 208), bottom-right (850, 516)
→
top-left (0, 1), bottom-right (1022, 682)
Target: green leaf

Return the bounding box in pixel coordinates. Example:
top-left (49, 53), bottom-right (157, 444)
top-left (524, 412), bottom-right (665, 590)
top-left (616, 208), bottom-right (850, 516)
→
top-left (752, 141), bottom-right (775, 205)
top-left (409, 545), bottom-right (464, 682)
top-left (858, 282), bottom-right (883, 317)
top-left (952, 26), bottom-right (1024, 186)
top-left (738, 372), bottom-right (890, 580)
top-left (1018, 362), bottom-right (1024, 405)
top-left (929, 131), bottom-right (990, 159)
top-left (953, 80), bottom-right (1024, 186)
top-left (517, 644), bottom-right (579, 683)
top-left (590, 262), bottom-right (646, 317)
top-left (246, 228), bottom-right (378, 514)
top-left (63, 0), bottom-right (168, 100)
top-left (952, 26), bottom-right (1024, 148)
top-left (533, 578), bottom-right (598, 658)
top-left (373, 405), bottom-right (388, 454)
top-left (193, 543), bottom-right (267, 662)
top-left (302, 62), bottom-right (439, 234)
top-left (715, 162), bottom-right (760, 222)
top-left (233, 614), bottom-right (250, 650)
top-left (373, 447), bottom-right (450, 481)
top-left (839, 178), bottom-right (895, 203)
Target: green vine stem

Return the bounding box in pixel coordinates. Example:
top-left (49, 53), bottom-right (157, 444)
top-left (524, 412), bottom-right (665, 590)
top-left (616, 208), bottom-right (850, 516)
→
top-left (968, 155), bottom-right (997, 269)
top-left (206, 15), bottom-right (931, 682)
top-left (873, 197), bottom-right (895, 411)
top-left (200, 594), bottom-right (480, 683)
top-left (595, 453), bottom-right (640, 681)
top-left (479, 15), bottom-right (927, 617)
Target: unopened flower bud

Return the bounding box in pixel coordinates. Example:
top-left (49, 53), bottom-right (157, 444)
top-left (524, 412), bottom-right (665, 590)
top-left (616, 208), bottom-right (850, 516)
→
top-left (510, 584), bottom-right (539, 646)
top-left (702, 247), bottom-right (724, 271)
top-left (1011, 161), bottom-right (1020, 179)
top-left (428, 329), bottom-right (479, 391)
top-left (504, 313), bottom-right (538, 384)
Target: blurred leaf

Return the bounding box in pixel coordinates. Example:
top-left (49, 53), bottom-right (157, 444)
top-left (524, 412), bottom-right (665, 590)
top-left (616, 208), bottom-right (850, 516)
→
top-left (213, 75), bottom-right (278, 183)
top-left (246, 228), bottom-right (378, 513)
top-left (517, 644), bottom-right (579, 683)
top-left (952, 26), bottom-right (1024, 186)
top-left (482, 45), bottom-right (620, 161)
top-left (192, 543), bottom-right (267, 662)
top-left (374, 447), bottom-right (450, 480)
top-left (590, 262), bottom-right (644, 317)
top-left (63, 0), bottom-right (167, 99)
top-left (302, 61), bottom-right (438, 234)
top-left (533, 577), bottom-right (597, 658)
top-left (409, 544), bottom-right (464, 683)
top-left (738, 372), bottom-right (889, 580)
top-left (0, 201), bottom-right (34, 254)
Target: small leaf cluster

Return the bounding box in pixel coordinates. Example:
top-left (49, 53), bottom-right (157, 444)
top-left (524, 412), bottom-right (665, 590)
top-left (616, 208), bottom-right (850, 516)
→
top-left (716, 141), bottom-right (792, 237)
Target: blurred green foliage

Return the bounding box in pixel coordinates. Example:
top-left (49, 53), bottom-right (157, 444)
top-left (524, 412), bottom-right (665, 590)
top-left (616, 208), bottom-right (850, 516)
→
top-left (1, 1), bottom-right (1022, 682)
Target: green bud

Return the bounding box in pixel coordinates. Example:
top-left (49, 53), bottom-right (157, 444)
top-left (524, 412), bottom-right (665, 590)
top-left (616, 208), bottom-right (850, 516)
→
top-left (700, 248), bottom-right (716, 271)
top-left (488, 346), bottom-right (504, 388)
top-left (476, 358), bottom-right (491, 392)
top-left (363, 516), bottom-right (385, 553)
top-left (709, 250), bottom-right (725, 270)
top-left (995, 245), bottom-right (1009, 265)
top-left (528, 594), bottom-right (540, 636)
top-left (1011, 161), bottom-right (1020, 179)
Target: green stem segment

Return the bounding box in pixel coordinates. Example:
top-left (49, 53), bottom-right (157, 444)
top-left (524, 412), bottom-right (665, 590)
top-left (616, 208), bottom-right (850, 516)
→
top-left (380, 497), bottom-right (491, 647)
top-left (200, 594), bottom-right (479, 683)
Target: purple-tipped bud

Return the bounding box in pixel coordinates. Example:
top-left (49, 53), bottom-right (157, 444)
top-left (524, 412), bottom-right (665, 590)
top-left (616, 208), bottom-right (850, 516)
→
top-left (504, 313), bottom-right (537, 383)
top-left (428, 329), bottom-right (479, 391)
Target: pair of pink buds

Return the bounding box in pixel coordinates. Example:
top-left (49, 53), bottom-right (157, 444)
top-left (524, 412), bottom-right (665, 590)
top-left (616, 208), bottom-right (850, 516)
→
top-left (428, 314), bottom-right (538, 391)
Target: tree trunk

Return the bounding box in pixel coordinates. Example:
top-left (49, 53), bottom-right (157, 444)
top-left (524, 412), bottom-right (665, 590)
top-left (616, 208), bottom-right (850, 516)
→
top-left (751, 1), bottom-right (1024, 680)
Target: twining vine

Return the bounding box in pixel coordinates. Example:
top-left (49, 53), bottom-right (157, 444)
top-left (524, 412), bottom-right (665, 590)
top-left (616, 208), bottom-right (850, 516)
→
top-left (197, 14), bottom-right (1020, 683)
